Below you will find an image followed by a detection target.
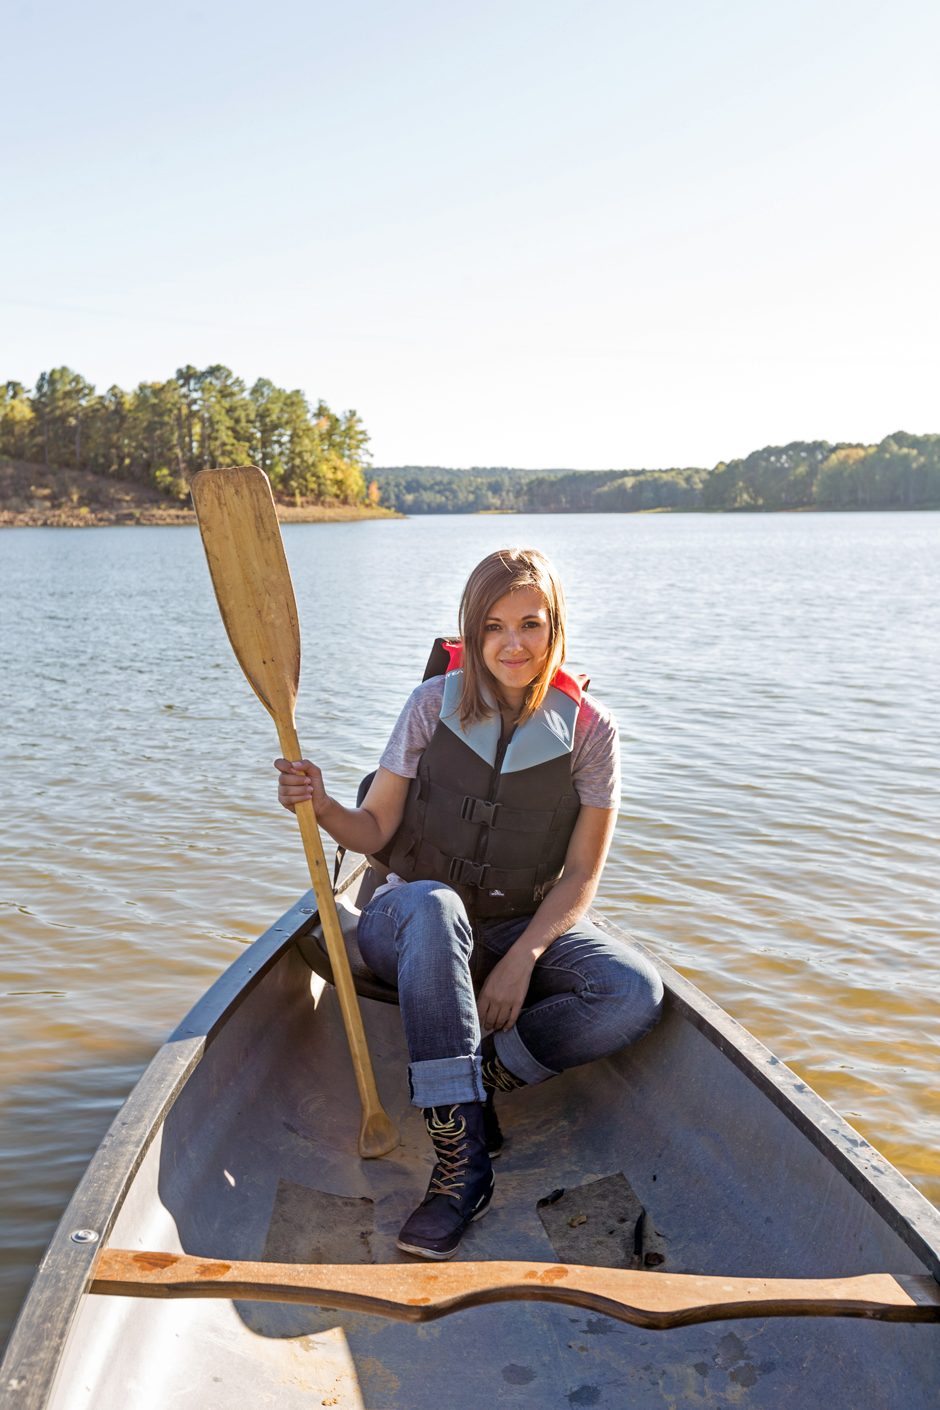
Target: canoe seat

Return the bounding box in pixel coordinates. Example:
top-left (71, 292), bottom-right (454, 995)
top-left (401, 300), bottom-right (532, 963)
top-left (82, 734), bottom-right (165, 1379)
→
top-left (296, 868), bottom-right (401, 1007)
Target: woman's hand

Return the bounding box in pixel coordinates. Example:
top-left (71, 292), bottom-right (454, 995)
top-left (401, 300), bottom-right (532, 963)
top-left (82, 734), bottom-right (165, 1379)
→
top-left (274, 758), bottom-right (331, 815)
top-left (273, 762), bottom-right (408, 853)
top-left (477, 947), bottom-right (536, 1033)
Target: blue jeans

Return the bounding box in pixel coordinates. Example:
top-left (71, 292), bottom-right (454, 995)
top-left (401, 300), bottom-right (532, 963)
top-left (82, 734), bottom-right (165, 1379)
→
top-left (356, 879), bottom-right (664, 1108)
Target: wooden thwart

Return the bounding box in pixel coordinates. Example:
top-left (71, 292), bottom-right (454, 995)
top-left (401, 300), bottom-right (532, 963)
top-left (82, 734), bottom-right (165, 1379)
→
top-left (91, 1250), bottom-right (940, 1330)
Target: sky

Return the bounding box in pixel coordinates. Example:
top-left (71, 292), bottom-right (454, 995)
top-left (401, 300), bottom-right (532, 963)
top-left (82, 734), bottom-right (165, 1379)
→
top-left (2, 0), bottom-right (938, 469)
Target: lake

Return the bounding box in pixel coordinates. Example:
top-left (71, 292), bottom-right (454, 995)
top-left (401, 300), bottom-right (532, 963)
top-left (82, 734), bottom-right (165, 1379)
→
top-left (1, 510), bottom-right (938, 1348)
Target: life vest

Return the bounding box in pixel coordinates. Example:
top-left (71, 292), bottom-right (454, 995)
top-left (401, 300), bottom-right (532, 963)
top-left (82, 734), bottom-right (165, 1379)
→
top-left (385, 638), bottom-right (586, 919)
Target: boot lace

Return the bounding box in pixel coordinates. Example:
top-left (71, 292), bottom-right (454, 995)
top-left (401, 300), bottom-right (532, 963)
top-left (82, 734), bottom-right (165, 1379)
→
top-left (427, 1107), bottom-right (471, 1199)
top-left (482, 1054), bottom-right (523, 1094)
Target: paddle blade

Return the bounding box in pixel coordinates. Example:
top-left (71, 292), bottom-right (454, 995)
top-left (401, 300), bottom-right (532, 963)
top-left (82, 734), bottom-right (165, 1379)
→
top-left (191, 467), bottom-right (300, 721)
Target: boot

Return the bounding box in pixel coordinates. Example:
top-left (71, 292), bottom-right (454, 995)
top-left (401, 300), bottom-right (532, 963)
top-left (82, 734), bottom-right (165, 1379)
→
top-left (396, 1103), bottom-right (495, 1260)
top-left (481, 1034), bottom-right (527, 1158)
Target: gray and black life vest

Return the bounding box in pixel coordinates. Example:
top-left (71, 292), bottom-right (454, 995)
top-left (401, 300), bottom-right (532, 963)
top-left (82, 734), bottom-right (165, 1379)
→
top-left (385, 639), bottom-right (586, 919)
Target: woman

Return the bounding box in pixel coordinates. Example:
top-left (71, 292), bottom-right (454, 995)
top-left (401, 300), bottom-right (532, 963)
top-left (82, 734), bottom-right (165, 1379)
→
top-left (275, 547), bottom-right (663, 1261)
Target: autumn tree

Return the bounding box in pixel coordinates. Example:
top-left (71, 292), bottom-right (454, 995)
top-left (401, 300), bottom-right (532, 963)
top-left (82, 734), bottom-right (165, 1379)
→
top-left (0, 381), bottom-right (36, 460)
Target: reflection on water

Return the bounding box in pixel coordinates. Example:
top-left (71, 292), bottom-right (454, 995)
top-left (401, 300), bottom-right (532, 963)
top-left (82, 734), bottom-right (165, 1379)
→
top-left (1, 511), bottom-right (938, 1344)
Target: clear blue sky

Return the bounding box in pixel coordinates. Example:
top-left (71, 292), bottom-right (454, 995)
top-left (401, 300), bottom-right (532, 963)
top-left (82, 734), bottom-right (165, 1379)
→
top-left (3, 0), bottom-right (938, 468)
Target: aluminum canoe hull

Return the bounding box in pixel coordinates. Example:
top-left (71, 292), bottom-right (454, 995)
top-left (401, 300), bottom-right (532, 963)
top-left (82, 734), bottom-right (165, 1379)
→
top-left (3, 875), bottom-right (938, 1409)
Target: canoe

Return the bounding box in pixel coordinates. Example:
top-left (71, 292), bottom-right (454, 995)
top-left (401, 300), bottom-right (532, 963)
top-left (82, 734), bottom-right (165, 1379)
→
top-left (3, 859), bottom-right (938, 1409)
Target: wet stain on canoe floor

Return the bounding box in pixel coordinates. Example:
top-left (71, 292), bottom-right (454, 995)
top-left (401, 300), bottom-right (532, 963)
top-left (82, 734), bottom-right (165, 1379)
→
top-left (584, 1316), bottom-right (619, 1336)
top-left (692, 1332), bottom-right (776, 1388)
top-left (567, 1387), bottom-right (602, 1406)
top-left (502, 1364), bottom-right (536, 1385)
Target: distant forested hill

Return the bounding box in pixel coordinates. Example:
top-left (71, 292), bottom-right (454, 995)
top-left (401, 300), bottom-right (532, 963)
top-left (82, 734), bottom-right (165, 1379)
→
top-left (364, 466), bottom-right (540, 513)
top-left (373, 434), bottom-right (940, 513)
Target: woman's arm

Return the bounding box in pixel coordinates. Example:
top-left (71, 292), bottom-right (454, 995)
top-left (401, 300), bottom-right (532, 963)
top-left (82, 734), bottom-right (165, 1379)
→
top-left (275, 760), bottom-right (411, 855)
top-left (477, 804), bottom-right (617, 1033)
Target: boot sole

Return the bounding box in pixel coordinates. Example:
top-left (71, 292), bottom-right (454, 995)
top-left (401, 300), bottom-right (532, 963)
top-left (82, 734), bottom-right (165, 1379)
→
top-left (395, 1198), bottom-right (493, 1261)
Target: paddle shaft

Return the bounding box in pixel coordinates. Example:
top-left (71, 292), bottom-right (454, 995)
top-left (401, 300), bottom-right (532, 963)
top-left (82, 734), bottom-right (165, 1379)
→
top-left (92, 1250), bottom-right (940, 1330)
top-left (276, 718), bottom-right (396, 1157)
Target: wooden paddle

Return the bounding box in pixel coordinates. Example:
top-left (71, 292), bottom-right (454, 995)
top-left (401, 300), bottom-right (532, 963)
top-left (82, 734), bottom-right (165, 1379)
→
top-left (190, 466), bottom-right (397, 1159)
top-left (92, 1249), bottom-right (940, 1329)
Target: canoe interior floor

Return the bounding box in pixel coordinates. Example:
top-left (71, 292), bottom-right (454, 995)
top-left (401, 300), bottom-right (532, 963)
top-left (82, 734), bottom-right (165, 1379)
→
top-left (47, 948), bottom-right (939, 1410)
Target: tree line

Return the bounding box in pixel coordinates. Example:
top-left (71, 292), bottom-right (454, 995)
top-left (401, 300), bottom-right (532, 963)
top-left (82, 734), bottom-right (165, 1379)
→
top-left (373, 433), bottom-right (940, 512)
top-left (0, 365), bottom-right (373, 505)
top-left (4, 367), bottom-right (937, 515)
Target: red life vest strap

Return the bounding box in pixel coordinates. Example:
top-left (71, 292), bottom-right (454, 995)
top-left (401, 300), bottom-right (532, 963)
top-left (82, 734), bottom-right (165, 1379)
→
top-left (442, 639), bottom-right (463, 671)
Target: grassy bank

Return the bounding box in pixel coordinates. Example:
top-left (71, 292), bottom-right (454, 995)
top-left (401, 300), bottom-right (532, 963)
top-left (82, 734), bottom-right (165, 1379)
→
top-left (0, 460), bottom-right (400, 527)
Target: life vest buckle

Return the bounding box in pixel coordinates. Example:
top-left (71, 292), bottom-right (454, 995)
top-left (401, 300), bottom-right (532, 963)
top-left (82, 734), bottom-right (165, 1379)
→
top-left (460, 796), bottom-right (501, 827)
top-left (448, 857), bottom-right (489, 888)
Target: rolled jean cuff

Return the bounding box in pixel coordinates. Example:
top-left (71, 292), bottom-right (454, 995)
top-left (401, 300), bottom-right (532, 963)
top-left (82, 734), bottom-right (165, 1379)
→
top-left (408, 1055), bottom-right (485, 1108)
top-left (494, 1026), bottom-right (558, 1086)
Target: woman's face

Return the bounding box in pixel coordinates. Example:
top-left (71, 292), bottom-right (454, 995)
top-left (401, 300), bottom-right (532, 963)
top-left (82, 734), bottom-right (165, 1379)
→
top-left (480, 586), bottom-right (552, 705)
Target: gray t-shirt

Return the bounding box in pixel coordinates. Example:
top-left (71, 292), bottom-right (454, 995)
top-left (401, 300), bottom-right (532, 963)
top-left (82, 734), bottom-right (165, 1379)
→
top-left (379, 676), bottom-right (621, 810)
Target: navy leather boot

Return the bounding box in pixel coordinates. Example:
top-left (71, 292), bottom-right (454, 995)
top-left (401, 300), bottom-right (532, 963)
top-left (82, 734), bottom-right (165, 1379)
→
top-left (396, 1103), bottom-right (495, 1260)
top-left (481, 1034), bottom-right (527, 1158)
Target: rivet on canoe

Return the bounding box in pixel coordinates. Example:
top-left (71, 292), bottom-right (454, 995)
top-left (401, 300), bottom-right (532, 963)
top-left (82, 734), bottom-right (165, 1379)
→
top-left (299, 906), bottom-right (315, 914)
top-left (70, 1229), bottom-right (100, 1244)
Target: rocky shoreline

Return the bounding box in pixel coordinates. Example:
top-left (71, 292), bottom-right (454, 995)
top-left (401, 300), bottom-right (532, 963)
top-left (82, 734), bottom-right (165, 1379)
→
top-left (1, 504), bottom-right (399, 527)
top-left (0, 460), bottom-right (400, 526)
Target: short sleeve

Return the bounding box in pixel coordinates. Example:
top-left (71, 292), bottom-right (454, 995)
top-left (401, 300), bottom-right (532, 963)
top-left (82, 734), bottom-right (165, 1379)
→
top-left (378, 677), bottom-right (444, 778)
top-left (571, 695), bottom-right (621, 809)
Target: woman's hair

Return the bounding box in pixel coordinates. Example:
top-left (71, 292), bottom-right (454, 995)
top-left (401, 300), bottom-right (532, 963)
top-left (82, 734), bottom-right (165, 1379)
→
top-left (457, 547), bottom-right (567, 726)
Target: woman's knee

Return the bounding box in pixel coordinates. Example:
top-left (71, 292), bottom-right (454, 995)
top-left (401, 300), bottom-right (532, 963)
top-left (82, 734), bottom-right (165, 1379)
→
top-left (400, 880), bottom-right (471, 932)
top-left (362, 880), bottom-right (473, 960)
top-left (586, 947), bottom-right (665, 1042)
top-left (627, 955), bottom-right (665, 1037)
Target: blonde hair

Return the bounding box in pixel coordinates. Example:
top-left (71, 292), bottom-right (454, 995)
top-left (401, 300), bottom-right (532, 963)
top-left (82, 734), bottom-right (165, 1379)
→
top-left (457, 547), bottom-right (567, 726)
